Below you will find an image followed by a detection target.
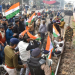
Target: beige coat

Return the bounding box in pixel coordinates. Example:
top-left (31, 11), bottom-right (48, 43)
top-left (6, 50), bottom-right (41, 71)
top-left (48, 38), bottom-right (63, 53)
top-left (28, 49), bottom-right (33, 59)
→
top-left (28, 22), bottom-right (34, 31)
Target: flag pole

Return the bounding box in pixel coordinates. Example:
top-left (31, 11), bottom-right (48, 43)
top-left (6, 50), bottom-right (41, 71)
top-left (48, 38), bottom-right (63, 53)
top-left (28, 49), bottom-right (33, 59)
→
top-left (50, 62), bottom-right (51, 75)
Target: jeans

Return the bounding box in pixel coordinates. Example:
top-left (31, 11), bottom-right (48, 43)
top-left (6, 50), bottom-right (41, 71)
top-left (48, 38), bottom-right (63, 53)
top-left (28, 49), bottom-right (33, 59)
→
top-left (41, 33), bottom-right (45, 45)
top-left (0, 43), bottom-right (6, 64)
top-left (20, 61), bottom-right (30, 75)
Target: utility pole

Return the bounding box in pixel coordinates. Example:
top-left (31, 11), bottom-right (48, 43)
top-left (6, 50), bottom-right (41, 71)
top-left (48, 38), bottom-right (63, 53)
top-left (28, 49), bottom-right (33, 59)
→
top-left (22, 0), bottom-right (23, 6)
top-left (21, 0), bottom-right (23, 15)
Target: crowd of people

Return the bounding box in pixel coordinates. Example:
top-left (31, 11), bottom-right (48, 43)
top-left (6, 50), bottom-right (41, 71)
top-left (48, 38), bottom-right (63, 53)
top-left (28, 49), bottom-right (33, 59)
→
top-left (0, 9), bottom-right (74, 75)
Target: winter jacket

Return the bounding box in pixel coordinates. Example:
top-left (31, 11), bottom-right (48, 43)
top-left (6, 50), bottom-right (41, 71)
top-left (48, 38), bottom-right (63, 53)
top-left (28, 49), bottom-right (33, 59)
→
top-left (48, 21), bottom-right (53, 33)
top-left (60, 21), bottom-right (65, 28)
top-left (6, 29), bottom-right (13, 44)
top-left (13, 24), bottom-right (19, 38)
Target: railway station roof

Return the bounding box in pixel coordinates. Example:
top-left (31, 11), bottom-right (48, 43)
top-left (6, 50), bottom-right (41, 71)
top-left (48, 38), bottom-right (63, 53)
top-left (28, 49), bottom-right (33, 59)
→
top-left (43, 0), bottom-right (60, 5)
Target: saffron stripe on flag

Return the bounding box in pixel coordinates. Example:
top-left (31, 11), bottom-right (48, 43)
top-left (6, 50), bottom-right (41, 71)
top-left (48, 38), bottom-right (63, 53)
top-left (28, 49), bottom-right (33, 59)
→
top-left (5, 2), bottom-right (20, 19)
top-left (6, 9), bottom-right (20, 19)
top-left (27, 31), bottom-right (37, 39)
top-left (5, 6), bottom-right (19, 16)
top-left (53, 25), bottom-right (60, 37)
top-left (26, 13), bottom-right (35, 25)
top-left (5, 2), bottom-right (20, 12)
top-left (45, 35), bottom-right (50, 51)
top-left (45, 35), bottom-right (53, 52)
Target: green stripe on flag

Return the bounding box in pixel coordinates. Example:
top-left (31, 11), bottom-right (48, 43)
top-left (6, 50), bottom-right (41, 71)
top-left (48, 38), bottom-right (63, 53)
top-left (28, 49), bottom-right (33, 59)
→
top-left (35, 38), bottom-right (41, 41)
top-left (6, 9), bottom-right (20, 19)
top-left (51, 71), bottom-right (54, 75)
top-left (26, 18), bottom-right (34, 25)
top-left (26, 22), bottom-right (28, 26)
top-left (52, 42), bottom-right (55, 52)
top-left (53, 32), bottom-right (58, 37)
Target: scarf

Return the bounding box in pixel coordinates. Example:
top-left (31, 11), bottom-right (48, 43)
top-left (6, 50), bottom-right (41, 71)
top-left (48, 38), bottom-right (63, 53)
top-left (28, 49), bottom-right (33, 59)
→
top-left (0, 31), bottom-right (5, 39)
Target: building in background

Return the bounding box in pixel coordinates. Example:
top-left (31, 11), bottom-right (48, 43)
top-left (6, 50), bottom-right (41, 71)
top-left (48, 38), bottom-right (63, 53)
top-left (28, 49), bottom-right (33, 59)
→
top-left (29, 0), bottom-right (34, 8)
top-left (56, 0), bottom-right (64, 9)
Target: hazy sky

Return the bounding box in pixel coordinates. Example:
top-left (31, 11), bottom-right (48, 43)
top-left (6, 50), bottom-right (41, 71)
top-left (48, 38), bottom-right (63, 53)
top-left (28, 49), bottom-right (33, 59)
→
top-left (65, 0), bottom-right (75, 2)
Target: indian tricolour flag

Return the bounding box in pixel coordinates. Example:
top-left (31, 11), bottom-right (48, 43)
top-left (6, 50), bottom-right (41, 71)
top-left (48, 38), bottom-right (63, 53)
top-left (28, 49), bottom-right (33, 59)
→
top-left (45, 35), bottom-right (53, 52)
top-left (53, 25), bottom-right (60, 37)
top-left (46, 9), bottom-right (48, 13)
top-left (5, 2), bottom-right (20, 19)
top-left (26, 13), bottom-right (35, 25)
top-left (45, 35), bottom-right (53, 59)
top-left (21, 30), bottom-right (41, 40)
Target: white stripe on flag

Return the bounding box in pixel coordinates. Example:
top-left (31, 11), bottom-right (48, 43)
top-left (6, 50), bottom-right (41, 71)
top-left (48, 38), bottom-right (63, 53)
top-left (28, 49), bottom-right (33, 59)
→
top-left (5, 6), bottom-right (19, 16)
top-left (49, 39), bottom-right (53, 51)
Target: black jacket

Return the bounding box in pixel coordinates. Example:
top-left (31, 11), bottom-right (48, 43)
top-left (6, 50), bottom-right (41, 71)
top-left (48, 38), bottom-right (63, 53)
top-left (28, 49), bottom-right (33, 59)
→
top-left (27, 57), bottom-right (45, 75)
top-left (26, 40), bottom-right (39, 51)
top-left (13, 24), bottom-right (19, 38)
top-left (2, 4), bottom-right (5, 9)
top-left (48, 21), bottom-right (53, 33)
top-left (19, 21), bottom-right (25, 33)
top-left (2, 23), bottom-right (8, 32)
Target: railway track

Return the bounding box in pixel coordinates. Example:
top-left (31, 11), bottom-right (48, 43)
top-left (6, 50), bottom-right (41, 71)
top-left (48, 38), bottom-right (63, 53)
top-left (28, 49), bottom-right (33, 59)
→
top-left (0, 12), bottom-right (73, 75)
top-left (53, 15), bottom-right (71, 75)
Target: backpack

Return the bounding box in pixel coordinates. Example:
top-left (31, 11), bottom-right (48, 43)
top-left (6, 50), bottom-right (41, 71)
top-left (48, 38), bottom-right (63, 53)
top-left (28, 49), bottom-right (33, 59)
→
top-left (27, 58), bottom-right (45, 75)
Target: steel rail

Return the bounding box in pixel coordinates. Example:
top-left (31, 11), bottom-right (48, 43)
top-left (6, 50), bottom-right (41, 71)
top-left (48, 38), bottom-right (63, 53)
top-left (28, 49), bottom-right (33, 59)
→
top-left (54, 15), bottom-right (71, 75)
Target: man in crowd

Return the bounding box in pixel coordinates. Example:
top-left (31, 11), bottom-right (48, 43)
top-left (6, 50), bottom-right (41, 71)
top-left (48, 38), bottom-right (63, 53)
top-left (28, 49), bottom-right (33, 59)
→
top-left (19, 16), bottom-right (25, 33)
top-left (7, 3), bottom-right (10, 9)
top-left (59, 18), bottom-right (65, 37)
top-left (4, 38), bottom-right (26, 75)
top-left (0, 13), bottom-right (2, 19)
top-left (13, 18), bottom-right (20, 38)
top-left (35, 17), bottom-right (41, 34)
top-left (48, 18), bottom-right (53, 40)
top-left (0, 25), bottom-right (6, 65)
top-left (27, 48), bottom-right (51, 75)
top-left (2, 3), bottom-right (5, 12)
top-left (2, 18), bottom-right (8, 32)
top-left (65, 24), bottom-right (73, 49)
top-left (37, 11), bottom-right (41, 17)
top-left (49, 12), bottom-right (53, 18)
top-left (17, 34), bottom-right (39, 75)
top-left (39, 21), bottom-right (47, 45)
top-left (28, 21), bottom-right (34, 35)
top-left (6, 23), bottom-right (14, 45)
